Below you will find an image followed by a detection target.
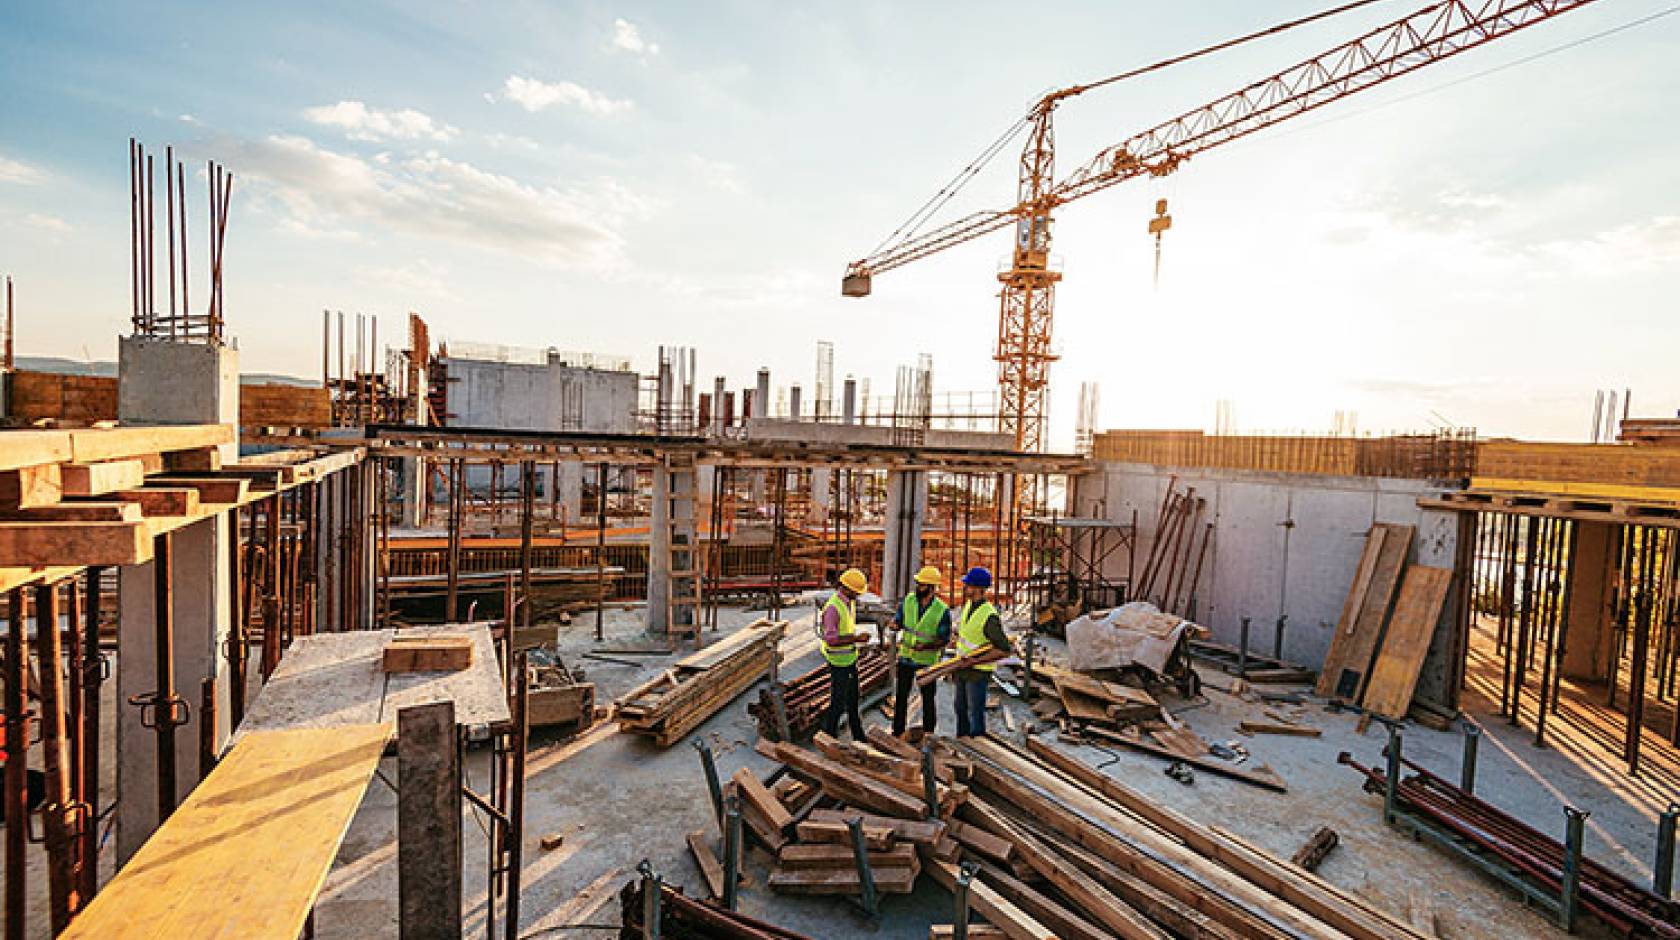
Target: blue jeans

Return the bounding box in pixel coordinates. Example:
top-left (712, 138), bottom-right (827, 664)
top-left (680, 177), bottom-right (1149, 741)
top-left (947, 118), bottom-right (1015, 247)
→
top-left (953, 675), bottom-right (989, 737)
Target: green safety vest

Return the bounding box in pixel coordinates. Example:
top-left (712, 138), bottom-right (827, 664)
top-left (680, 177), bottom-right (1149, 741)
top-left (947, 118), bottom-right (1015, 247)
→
top-left (954, 600), bottom-right (1000, 672)
top-left (821, 593), bottom-right (859, 667)
top-left (897, 593), bottom-right (948, 666)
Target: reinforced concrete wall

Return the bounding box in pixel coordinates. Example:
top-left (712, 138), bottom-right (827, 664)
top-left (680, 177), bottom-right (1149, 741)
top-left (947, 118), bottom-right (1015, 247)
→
top-left (745, 418), bottom-right (1013, 451)
top-left (441, 355), bottom-right (637, 433)
top-left (1073, 462), bottom-right (1465, 708)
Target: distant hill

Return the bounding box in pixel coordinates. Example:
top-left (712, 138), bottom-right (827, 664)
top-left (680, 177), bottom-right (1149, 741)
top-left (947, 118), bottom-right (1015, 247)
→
top-left (14, 356), bottom-right (318, 387)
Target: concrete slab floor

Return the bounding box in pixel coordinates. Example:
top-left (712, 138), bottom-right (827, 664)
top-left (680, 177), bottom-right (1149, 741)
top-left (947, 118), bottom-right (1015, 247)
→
top-left (309, 604), bottom-right (1674, 939)
top-left (16, 604), bottom-right (1662, 938)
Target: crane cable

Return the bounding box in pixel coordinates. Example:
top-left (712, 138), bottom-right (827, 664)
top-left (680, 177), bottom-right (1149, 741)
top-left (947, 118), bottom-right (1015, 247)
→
top-left (867, 0), bottom-right (1400, 262)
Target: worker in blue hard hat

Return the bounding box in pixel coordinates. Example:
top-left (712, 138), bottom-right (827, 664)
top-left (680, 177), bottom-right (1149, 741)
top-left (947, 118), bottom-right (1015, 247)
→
top-left (950, 566), bottom-right (1009, 737)
top-left (819, 568), bottom-right (872, 740)
top-left (890, 565), bottom-right (951, 740)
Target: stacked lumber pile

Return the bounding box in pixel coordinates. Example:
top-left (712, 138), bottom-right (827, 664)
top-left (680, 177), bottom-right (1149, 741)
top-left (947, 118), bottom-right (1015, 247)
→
top-left (747, 645), bottom-right (892, 742)
top-left (616, 619), bottom-right (785, 746)
top-left (936, 734), bottom-right (1433, 940)
top-left (735, 727), bottom-right (976, 902)
top-left (1317, 524), bottom-right (1454, 722)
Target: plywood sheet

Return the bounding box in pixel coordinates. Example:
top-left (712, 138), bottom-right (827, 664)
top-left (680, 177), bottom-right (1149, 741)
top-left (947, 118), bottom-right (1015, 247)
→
top-left (1316, 523), bottom-right (1413, 701)
top-left (1361, 565), bottom-right (1453, 719)
top-left (60, 724), bottom-right (390, 940)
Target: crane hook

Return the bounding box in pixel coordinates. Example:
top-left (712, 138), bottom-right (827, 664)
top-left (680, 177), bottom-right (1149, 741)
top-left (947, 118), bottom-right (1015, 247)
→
top-left (1147, 198), bottom-right (1172, 290)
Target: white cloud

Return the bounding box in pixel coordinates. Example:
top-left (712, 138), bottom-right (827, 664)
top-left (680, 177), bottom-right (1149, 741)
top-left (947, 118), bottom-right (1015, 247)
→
top-left (222, 134), bottom-right (641, 267)
top-left (23, 213), bottom-right (71, 234)
top-left (303, 101), bottom-right (458, 142)
top-left (0, 154), bottom-right (44, 185)
top-left (685, 155), bottom-right (743, 193)
top-left (608, 18), bottom-right (659, 57)
top-left (363, 259), bottom-right (459, 301)
top-left (497, 76), bottom-right (633, 116)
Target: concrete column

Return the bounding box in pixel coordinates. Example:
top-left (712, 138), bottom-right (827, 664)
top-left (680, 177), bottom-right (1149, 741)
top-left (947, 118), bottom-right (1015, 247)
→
top-left (755, 369), bottom-right (771, 419)
top-left (555, 462), bottom-right (583, 527)
top-left (712, 376), bottom-right (727, 436)
top-left (789, 385), bottom-right (803, 420)
top-left (842, 377), bottom-right (857, 424)
top-left (399, 456), bottom-right (426, 529)
top-left (881, 470), bottom-right (928, 603)
top-left (115, 336), bottom-right (237, 866)
top-left (1563, 520), bottom-right (1616, 681)
top-left (810, 468), bottom-right (832, 522)
top-left (647, 463), bottom-right (672, 632)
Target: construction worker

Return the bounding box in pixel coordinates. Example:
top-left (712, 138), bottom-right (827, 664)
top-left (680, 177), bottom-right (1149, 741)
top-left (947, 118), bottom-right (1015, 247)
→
top-left (950, 566), bottom-right (1009, 738)
top-left (819, 567), bottom-right (871, 741)
top-left (890, 565), bottom-right (951, 739)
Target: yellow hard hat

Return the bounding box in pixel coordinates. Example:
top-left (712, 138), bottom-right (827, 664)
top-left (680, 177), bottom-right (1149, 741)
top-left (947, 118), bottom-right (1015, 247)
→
top-left (839, 568), bottom-right (868, 594)
top-left (913, 566), bottom-right (942, 586)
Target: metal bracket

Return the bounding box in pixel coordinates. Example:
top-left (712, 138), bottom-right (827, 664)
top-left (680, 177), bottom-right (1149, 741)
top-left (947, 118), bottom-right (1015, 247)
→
top-left (128, 692), bottom-right (190, 730)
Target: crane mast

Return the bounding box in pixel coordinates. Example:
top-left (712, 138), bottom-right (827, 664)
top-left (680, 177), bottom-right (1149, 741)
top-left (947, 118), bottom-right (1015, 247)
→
top-left (845, 0), bottom-right (1605, 456)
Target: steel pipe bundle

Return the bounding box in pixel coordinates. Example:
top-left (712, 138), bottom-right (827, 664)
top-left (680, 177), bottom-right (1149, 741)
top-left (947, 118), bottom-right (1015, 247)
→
top-left (1341, 753), bottom-right (1680, 938)
top-left (748, 645), bottom-right (891, 742)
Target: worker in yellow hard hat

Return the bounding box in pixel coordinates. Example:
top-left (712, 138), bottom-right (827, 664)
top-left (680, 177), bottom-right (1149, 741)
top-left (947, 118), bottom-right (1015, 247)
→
top-left (819, 567), bottom-right (871, 740)
top-left (890, 565), bottom-right (951, 739)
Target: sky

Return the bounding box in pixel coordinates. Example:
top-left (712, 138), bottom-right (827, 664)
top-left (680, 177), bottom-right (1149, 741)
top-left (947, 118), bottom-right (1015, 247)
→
top-left (0, 0), bottom-right (1677, 450)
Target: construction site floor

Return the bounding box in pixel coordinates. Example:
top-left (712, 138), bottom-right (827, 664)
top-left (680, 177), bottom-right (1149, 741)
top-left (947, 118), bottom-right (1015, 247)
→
top-left (12, 606), bottom-right (1671, 937)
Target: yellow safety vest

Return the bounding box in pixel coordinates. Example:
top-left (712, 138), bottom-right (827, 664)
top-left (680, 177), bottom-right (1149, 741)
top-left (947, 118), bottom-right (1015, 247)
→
top-left (954, 600), bottom-right (1000, 672)
top-left (821, 593), bottom-right (859, 667)
top-left (897, 593), bottom-right (948, 666)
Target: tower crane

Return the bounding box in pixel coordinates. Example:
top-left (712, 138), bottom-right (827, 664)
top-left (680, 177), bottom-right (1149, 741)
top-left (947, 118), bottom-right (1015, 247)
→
top-left (843, 0), bottom-right (1604, 455)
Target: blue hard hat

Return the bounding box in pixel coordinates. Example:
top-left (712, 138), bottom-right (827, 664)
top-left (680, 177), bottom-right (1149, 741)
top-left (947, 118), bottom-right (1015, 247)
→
top-left (961, 566), bottom-right (993, 589)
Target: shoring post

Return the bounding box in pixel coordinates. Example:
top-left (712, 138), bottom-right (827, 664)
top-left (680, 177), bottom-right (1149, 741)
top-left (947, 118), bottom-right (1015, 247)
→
top-left (846, 816), bottom-right (879, 918)
top-left (1383, 723), bottom-right (1402, 826)
top-left (723, 795), bottom-right (743, 911)
top-left (1656, 803), bottom-right (1679, 898)
top-left (921, 743), bottom-right (940, 820)
top-left (952, 861), bottom-right (979, 940)
top-left (692, 738), bottom-right (724, 831)
top-left (1460, 722), bottom-right (1481, 795)
top-left (1560, 806), bottom-right (1588, 932)
top-left (637, 861), bottom-right (662, 940)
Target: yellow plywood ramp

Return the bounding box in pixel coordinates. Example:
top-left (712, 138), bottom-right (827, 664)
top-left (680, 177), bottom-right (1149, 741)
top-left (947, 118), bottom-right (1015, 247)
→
top-left (63, 724), bottom-right (390, 940)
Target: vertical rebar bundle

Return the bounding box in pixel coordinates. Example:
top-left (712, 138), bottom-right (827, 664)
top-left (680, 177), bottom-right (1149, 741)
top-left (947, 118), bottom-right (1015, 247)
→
top-left (128, 139), bottom-right (230, 343)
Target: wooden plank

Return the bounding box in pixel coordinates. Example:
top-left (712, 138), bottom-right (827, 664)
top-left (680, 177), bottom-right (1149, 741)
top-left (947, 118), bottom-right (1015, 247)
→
top-left (1359, 565), bottom-right (1453, 719)
top-left (949, 820), bottom-right (1014, 864)
top-left (0, 430), bottom-right (73, 472)
top-left (767, 743), bottom-right (927, 819)
top-left (1021, 736), bottom-right (1428, 940)
top-left (0, 464), bottom-right (62, 509)
top-left (58, 724), bottom-right (389, 940)
top-left (1238, 721), bottom-right (1321, 738)
top-left (687, 830), bottom-right (726, 899)
top-left (1315, 526), bottom-right (1385, 697)
top-left (1318, 523), bottom-right (1413, 701)
top-left (732, 766), bottom-right (795, 833)
top-left (930, 927), bottom-right (1008, 940)
top-left (0, 501), bottom-right (140, 523)
top-left (974, 863), bottom-right (1113, 940)
top-left (795, 820), bottom-right (894, 850)
top-left (805, 808), bottom-right (945, 845)
top-left (985, 799), bottom-right (1170, 940)
top-left (398, 703), bottom-right (461, 939)
top-left (66, 424), bottom-right (233, 464)
top-left (0, 520), bottom-right (149, 566)
top-left (927, 859), bottom-right (1056, 940)
top-left (59, 459), bottom-right (146, 497)
top-left (382, 634), bottom-right (474, 673)
top-left (1055, 681), bottom-right (1113, 722)
top-left (110, 488), bottom-right (198, 517)
top-left (767, 864), bottom-right (917, 895)
top-left (776, 842), bottom-right (918, 870)
top-left (151, 476), bottom-right (249, 505)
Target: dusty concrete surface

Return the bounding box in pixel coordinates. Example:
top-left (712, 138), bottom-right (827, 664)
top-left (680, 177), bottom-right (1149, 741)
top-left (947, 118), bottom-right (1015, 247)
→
top-left (304, 604), bottom-right (1667, 939)
top-left (9, 605), bottom-right (1666, 938)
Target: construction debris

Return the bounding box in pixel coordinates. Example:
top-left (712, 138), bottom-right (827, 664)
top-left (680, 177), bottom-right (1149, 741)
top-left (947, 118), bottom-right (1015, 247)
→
top-left (1290, 826), bottom-right (1340, 872)
top-left (616, 619), bottom-right (785, 746)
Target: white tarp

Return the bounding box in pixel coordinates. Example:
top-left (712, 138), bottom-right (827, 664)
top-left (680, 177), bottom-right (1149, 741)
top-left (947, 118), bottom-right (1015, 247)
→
top-left (1065, 601), bottom-right (1208, 674)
